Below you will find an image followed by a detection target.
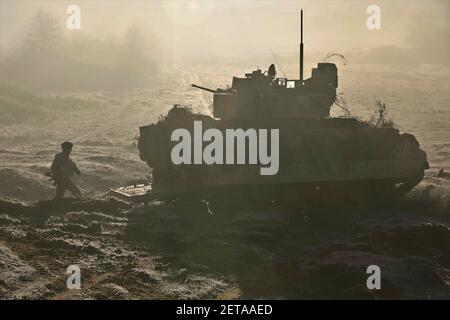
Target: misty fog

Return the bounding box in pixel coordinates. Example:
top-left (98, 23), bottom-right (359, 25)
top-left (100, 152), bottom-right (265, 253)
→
top-left (0, 0), bottom-right (449, 92)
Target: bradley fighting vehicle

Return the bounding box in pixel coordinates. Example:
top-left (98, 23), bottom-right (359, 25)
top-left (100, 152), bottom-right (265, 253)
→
top-left (135, 11), bottom-right (428, 205)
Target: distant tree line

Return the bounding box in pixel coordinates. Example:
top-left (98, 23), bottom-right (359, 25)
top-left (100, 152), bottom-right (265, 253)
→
top-left (0, 9), bottom-right (159, 92)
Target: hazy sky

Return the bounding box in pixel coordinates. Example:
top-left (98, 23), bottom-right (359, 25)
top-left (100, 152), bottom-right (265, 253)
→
top-left (1, 0), bottom-right (449, 60)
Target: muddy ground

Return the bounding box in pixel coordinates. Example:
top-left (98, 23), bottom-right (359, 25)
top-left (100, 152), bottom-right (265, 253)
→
top-left (0, 174), bottom-right (449, 299)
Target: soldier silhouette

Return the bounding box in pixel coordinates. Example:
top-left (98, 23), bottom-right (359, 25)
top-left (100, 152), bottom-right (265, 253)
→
top-left (51, 141), bottom-right (82, 199)
top-left (268, 64), bottom-right (277, 81)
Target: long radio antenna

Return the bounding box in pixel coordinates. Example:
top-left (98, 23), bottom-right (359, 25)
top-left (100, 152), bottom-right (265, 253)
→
top-left (300, 9), bottom-right (304, 82)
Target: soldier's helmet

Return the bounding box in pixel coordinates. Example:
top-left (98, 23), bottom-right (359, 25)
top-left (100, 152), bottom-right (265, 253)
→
top-left (61, 141), bottom-right (73, 151)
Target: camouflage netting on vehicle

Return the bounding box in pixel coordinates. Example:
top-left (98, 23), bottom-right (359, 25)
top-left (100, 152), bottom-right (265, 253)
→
top-left (138, 105), bottom-right (214, 186)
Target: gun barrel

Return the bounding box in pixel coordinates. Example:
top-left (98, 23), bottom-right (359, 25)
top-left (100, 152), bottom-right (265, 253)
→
top-left (191, 84), bottom-right (217, 94)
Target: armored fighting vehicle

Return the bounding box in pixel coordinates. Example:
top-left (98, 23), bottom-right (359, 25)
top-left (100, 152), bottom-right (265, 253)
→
top-left (136, 11), bottom-right (428, 205)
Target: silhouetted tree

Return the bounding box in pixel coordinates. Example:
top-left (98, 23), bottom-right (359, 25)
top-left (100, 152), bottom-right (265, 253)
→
top-left (25, 9), bottom-right (62, 55)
